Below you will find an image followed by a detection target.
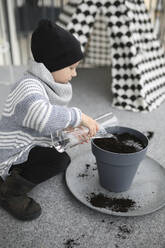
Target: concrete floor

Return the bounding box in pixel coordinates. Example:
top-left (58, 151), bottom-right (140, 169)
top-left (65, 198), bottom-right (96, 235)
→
top-left (0, 66), bottom-right (165, 248)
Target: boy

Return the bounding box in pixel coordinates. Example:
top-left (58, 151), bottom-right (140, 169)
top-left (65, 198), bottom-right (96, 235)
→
top-left (0, 19), bottom-right (99, 221)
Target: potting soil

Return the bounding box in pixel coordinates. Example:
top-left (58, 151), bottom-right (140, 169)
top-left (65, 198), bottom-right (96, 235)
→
top-left (63, 238), bottom-right (80, 248)
top-left (94, 132), bottom-right (145, 153)
top-left (87, 192), bottom-right (136, 212)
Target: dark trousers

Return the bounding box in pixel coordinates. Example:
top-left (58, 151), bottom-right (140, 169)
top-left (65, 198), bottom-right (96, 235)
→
top-left (9, 146), bottom-right (71, 184)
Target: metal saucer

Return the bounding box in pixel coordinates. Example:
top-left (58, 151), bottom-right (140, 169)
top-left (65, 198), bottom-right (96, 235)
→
top-left (65, 151), bottom-right (165, 216)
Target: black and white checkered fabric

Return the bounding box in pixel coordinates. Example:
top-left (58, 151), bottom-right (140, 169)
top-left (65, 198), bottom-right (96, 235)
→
top-left (57, 0), bottom-right (111, 67)
top-left (82, 14), bottom-right (112, 66)
top-left (58, 0), bottom-right (165, 112)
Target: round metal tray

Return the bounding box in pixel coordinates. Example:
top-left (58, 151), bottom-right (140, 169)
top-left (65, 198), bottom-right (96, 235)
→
top-left (65, 151), bottom-right (165, 216)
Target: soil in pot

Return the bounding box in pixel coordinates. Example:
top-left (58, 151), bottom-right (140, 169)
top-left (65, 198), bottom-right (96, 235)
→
top-left (94, 132), bottom-right (145, 153)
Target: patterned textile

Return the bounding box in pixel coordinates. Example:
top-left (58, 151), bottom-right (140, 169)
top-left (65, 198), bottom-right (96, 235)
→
top-left (57, 0), bottom-right (111, 67)
top-left (57, 0), bottom-right (165, 112)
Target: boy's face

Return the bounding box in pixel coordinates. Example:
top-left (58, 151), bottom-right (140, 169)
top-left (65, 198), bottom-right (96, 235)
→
top-left (51, 61), bottom-right (80, 84)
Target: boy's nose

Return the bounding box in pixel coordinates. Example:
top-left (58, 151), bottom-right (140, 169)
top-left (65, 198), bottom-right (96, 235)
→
top-left (72, 69), bottom-right (77, 77)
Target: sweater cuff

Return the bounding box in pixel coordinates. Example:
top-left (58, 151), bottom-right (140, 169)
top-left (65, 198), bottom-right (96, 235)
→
top-left (69, 107), bottom-right (82, 127)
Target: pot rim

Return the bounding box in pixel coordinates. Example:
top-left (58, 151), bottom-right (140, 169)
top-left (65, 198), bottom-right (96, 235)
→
top-left (91, 125), bottom-right (149, 156)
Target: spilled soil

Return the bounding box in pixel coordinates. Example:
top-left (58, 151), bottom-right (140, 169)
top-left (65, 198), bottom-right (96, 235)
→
top-left (87, 192), bottom-right (136, 212)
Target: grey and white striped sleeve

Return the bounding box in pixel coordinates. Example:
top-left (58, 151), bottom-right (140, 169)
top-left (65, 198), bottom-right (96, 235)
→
top-left (13, 90), bottom-right (82, 135)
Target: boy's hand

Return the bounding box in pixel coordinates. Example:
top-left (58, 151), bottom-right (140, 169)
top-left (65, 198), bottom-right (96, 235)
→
top-left (65, 127), bottom-right (75, 132)
top-left (80, 113), bottom-right (99, 137)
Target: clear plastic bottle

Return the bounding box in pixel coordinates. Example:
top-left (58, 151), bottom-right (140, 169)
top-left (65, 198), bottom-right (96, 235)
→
top-left (51, 112), bottom-right (118, 153)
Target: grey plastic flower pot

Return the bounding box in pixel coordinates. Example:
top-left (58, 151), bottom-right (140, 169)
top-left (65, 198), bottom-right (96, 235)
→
top-left (91, 126), bottom-right (148, 192)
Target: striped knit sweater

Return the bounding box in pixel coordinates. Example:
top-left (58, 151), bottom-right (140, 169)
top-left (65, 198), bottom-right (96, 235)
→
top-left (0, 60), bottom-right (82, 177)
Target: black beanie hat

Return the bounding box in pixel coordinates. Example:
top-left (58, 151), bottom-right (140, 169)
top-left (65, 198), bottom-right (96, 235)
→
top-left (31, 19), bottom-right (83, 72)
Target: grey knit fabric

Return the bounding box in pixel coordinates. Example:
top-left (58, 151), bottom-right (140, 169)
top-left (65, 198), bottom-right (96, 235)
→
top-left (0, 60), bottom-right (82, 177)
